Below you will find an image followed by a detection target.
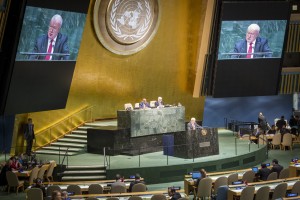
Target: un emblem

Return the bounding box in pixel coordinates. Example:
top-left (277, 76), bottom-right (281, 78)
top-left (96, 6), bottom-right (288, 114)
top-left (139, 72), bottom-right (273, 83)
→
top-left (94, 0), bottom-right (160, 55)
top-left (201, 129), bottom-right (207, 136)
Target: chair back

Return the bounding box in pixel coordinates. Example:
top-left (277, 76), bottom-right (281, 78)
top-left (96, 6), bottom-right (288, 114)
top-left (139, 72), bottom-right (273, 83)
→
top-left (111, 184), bottom-right (126, 193)
top-left (196, 177), bottom-right (213, 198)
top-left (29, 166), bottom-right (39, 185)
top-left (37, 165), bottom-right (48, 180)
top-left (254, 186), bottom-right (270, 200)
top-left (128, 196), bottom-right (143, 200)
top-left (134, 103), bottom-right (140, 109)
top-left (227, 173), bottom-right (238, 185)
top-left (292, 180), bottom-right (300, 194)
top-left (150, 101), bottom-right (156, 108)
top-left (279, 168), bottom-right (290, 179)
top-left (267, 172), bottom-right (278, 181)
top-left (272, 182), bottom-right (287, 200)
top-left (150, 194), bottom-right (167, 200)
top-left (282, 133), bottom-right (293, 145)
top-left (132, 183), bottom-right (147, 192)
top-left (216, 186), bottom-right (228, 200)
top-left (240, 186), bottom-right (255, 200)
top-left (6, 171), bottom-right (19, 186)
top-left (45, 162), bottom-right (55, 181)
top-left (88, 184), bottom-right (103, 194)
top-left (67, 184), bottom-right (82, 195)
top-left (46, 185), bottom-right (61, 197)
top-left (124, 103), bottom-right (133, 110)
top-left (242, 170), bottom-right (255, 183)
top-left (213, 176), bottom-right (228, 195)
top-left (272, 133), bottom-right (282, 146)
top-left (27, 188), bottom-right (43, 200)
top-left (259, 135), bottom-right (267, 145)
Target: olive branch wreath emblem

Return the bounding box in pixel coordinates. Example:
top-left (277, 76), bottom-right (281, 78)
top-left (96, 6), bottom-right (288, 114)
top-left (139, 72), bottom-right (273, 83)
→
top-left (110, 0), bottom-right (151, 41)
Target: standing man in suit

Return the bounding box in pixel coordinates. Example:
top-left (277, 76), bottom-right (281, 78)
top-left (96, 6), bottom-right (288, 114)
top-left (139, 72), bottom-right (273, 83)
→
top-left (24, 118), bottom-right (35, 156)
top-left (231, 24), bottom-right (272, 58)
top-left (30, 14), bottom-right (70, 60)
top-left (187, 117), bottom-right (202, 130)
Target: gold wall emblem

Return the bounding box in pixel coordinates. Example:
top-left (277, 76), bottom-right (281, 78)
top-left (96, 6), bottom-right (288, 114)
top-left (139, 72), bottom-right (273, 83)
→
top-left (93, 0), bottom-right (160, 55)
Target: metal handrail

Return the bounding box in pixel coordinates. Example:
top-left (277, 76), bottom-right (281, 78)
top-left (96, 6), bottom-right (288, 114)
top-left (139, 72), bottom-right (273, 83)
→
top-left (33, 105), bottom-right (94, 151)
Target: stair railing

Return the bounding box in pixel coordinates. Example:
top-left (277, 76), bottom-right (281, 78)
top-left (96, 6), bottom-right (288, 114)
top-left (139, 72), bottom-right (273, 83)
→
top-left (60, 147), bottom-right (70, 168)
top-left (33, 105), bottom-right (94, 151)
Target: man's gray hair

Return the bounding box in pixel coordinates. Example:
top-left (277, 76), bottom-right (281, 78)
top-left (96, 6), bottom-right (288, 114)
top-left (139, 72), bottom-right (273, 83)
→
top-left (51, 14), bottom-right (63, 27)
top-left (247, 24), bottom-right (260, 33)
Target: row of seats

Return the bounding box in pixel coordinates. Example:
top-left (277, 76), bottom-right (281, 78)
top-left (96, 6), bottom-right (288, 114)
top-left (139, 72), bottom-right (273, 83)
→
top-left (195, 177), bottom-right (300, 200)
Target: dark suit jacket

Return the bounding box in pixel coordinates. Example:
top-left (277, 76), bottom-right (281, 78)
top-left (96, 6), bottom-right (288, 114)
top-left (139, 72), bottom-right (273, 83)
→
top-left (30, 32), bottom-right (70, 60)
top-left (256, 167), bottom-right (271, 181)
top-left (154, 101), bottom-right (164, 107)
top-left (187, 122), bottom-right (202, 130)
top-left (139, 102), bottom-right (150, 108)
top-left (232, 37), bottom-right (272, 58)
top-left (271, 164), bottom-right (283, 178)
top-left (24, 123), bottom-right (35, 140)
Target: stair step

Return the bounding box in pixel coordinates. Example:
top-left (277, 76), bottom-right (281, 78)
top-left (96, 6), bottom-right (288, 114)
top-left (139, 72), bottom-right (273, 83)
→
top-left (62, 170), bottom-right (106, 175)
top-left (52, 142), bottom-right (86, 148)
top-left (77, 126), bottom-right (93, 130)
top-left (58, 138), bottom-right (87, 144)
top-left (65, 134), bottom-right (87, 139)
top-left (42, 146), bottom-right (83, 152)
top-left (61, 175), bottom-right (106, 181)
top-left (67, 165), bottom-right (106, 169)
top-left (72, 130), bottom-right (87, 134)
top-left (35, 150), bottom-right (76, 156)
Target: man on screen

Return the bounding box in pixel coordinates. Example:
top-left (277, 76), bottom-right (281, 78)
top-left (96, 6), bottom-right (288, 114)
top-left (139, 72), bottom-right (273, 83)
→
top-left (29, 14), bottom-right (70, 60)
top-left (231, 24), bottom-right (272, 58)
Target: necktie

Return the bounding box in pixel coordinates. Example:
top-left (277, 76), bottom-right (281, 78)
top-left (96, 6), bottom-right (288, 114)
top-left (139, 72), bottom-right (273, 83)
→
top-left (246, 43), bottom-right (253, 58)
top-left (45, 39), bottom-right (53, 60)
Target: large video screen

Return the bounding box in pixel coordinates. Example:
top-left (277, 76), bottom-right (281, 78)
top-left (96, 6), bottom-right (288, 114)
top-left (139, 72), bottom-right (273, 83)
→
top-left (15, 6), bottom-right (86, 61)
top-left (218, 20), bottom-right (287, 60)
top-left (212, 1), bottom-right (291, 98)
top-left (4, 0), bottom-right (90, 114)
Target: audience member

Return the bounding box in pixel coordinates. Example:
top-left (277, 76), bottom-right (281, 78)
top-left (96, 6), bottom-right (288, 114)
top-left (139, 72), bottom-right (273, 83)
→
top-left (256, 163), bottom-right (271, 181)
top-left (270, 159), bottom-right (283, 178)
top-left (61, 191), bottom-right (71, 200)
top-left (0, 160), bottom-right (12, 191)
top-left (279, 124), bottom-right (290, 135)
top-left (258, 112), bottom-right (268, 132)
top-left (51, 190), bottom-right (62, 200)
top-left (168, 188), bottom-right (182, 200)
top-left (31, 178), bottom-right (46, 197)
top-left (276, 116), bottom-right (287, 130)
top-left (111, 174), bottom-right (126, 188)
top-left (139, 98), bottom-right (150, 109)
top-left (9, 156), bottom-right (22, 170)
top-left (155, 97), bottom-right (164, 108)
top-left (267, 125), bottom-right (276, 135)
top-left (289, 115), bottom-right (299, 135)
top-left (187, 117), bottom-right (202, 130)
top-left (129, 173), bottom-right (146, 192)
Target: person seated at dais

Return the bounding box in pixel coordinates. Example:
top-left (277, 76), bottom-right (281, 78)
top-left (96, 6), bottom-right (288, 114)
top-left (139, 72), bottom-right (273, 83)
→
top-left (276, 116), bottom-right (287, 130)
top-left (187, 117), bottom-right (202, 130)
top-left (267, 125), bottom-right (276, 135)
top-left (139, 98), bottom-right (150, 109)
top-left (155, 97), bottom-right (164, 108)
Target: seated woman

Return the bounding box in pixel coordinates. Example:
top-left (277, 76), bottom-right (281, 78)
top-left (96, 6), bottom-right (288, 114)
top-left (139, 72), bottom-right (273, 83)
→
top-left (8, 156), bottom-right (22, 170)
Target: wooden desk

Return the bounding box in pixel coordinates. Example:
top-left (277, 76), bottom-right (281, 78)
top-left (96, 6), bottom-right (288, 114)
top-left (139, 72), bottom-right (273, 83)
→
top-left (227, 177), bottom-right (300, 200)
top-left (183, 169), bottom-right (250, 196)
top-left (13, 162), bottom-right (54, 177)
top-left (69, 190), bottom-right (186, 199)
top-left (289, 164), bottom-right (300, 177)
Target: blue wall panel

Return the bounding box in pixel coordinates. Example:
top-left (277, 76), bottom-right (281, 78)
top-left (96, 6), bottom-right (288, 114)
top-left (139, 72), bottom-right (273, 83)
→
top-left (203, 95), bottom-right (293, 128)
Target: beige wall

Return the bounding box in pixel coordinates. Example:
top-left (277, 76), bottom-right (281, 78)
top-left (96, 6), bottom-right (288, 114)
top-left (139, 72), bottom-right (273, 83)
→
top-left (13, 0), bottom-right (208, 150)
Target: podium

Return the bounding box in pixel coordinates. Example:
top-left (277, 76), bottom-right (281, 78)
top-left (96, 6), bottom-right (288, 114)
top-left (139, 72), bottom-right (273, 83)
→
top-left (173, 128), bottom-right (219, 159)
